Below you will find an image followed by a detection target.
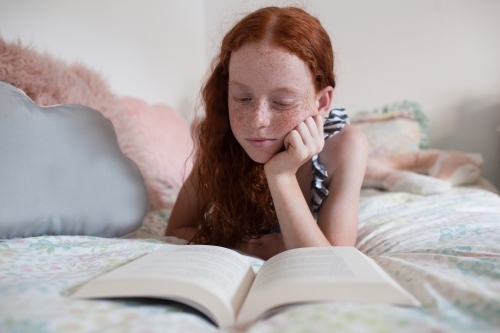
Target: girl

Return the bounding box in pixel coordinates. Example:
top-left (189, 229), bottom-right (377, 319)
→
top-left (165, 6), bottom-right (368, 260)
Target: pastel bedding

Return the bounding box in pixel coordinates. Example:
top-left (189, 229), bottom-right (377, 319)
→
top-left (2, 187), bottom-right (500, 333)
top-left (2, 36), bottom-right (500, 333)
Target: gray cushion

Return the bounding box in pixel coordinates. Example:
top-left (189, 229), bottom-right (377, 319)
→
top-left (0, 81), bottom-right (148, 238)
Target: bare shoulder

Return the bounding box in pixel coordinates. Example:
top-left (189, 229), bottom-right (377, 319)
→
top-left (315, 124), bottom-right (368, 245)
top-left (320, 124), bottom-right (368, 167)
top-left (319, 124), bottom-right (369, 183)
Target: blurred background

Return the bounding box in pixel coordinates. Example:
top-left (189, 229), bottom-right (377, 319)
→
top-left (1, 0), bottom-right (499, 187)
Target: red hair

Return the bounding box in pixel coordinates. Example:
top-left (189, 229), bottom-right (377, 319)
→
top-left (190, 6), bottom-right (335, 247)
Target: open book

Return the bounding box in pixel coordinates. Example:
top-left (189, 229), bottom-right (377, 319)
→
top-left (71, 245), bottom-right (420, 328)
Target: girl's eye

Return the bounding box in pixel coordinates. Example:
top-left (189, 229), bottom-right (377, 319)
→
top-left (273, 101), bottom-right (295, 109)
top-left (234, 97), bottom-right (252, 104)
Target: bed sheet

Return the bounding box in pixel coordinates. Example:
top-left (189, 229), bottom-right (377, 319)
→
top-left (1, 187), bottom-right (500, 333)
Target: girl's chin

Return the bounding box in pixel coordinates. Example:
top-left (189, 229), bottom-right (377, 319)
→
top-left (250, 156), bottom-right (272, 164)
top-left (244, 149), bottom-right (277, 164)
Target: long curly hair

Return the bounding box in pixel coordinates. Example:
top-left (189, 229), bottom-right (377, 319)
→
top-left (190, 6), bottom-right (336, 247)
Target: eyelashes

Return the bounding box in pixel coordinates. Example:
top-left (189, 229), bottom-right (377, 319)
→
top-left (273, 101), bottom-right (296, 110)
top-left (231, 97), bottom-right (298, 110)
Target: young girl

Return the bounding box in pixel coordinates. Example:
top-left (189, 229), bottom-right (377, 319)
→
top-left (165, 6), bottom-right (368, 260)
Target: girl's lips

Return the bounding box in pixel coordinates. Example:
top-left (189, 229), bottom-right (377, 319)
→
top-left (246, 138), bottom-right (276, 147)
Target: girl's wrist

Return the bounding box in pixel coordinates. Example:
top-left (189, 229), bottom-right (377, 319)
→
top-left (263, 158), bottom-right (299, 179)
top-left (264, 169), bottom-right (298, 190)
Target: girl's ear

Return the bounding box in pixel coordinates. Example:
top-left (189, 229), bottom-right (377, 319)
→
top-left (316, 86), bottom-right (334, 116)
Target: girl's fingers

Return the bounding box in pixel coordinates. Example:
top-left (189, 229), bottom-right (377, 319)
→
top-left (305, 115), bottom-right (325, 142)
top-left (266, 116), bottom-right (324, 175)
top-left (314, 114), bottom-right (325, 140)
top-left (294, 122), bottom-right (310, 146)
top-left (284, 129), bottom-right (310, 160)
top-left (284, 129), bottom-right (302, 150)
top-left (295, 116), bottom-right (324, 151)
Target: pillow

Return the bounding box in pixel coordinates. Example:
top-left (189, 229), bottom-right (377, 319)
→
top-left (351, 101), bottom-right (429, 158)
top-left (0, 37), bottom-right (193, 209)
top-left (0, 37), bottom-right (118, 119)
top-left (116, 97), bottom-right (194, 209)
top-left (0, 82), bottom-right (149, 238)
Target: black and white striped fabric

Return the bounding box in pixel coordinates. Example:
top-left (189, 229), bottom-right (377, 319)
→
top-left (310, 108), bottom-right (350, 219)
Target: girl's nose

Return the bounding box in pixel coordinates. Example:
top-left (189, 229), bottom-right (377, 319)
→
top-left (251, 100), bottom-right (271, 128)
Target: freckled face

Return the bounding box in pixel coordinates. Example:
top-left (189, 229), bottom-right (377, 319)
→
top-left (228, 42), bottom-right (319, 163)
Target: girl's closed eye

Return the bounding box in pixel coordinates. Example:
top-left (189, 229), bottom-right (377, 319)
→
top-left (272, 100), bottom-right (298, 110)
top-left (232, 96), bottom-right (253, 104)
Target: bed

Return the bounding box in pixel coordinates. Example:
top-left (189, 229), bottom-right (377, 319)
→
top-left (1, 186), bottom-right (500, 332)
top-left (1, 37), bottom-right (500, 333)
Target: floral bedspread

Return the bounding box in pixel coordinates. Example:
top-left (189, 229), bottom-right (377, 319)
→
top-left (1, 187), bottom-right (500, 333)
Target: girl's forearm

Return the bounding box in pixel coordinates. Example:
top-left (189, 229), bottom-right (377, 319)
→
top-left (266, 173), bottom-right (331, 249)
top-left (165, 226), bottom-right (198, 243)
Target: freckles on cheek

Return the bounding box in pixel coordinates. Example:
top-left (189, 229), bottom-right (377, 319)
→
top-left (274, 107), bottom-right (312, 134)
top-left (229, 106), bottom-right (245, 133)
top-left (273, 113), bottom-right (302, 134)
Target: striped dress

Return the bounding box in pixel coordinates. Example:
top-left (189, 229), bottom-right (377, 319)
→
top-left (310, 108), bottom-right (349, 219)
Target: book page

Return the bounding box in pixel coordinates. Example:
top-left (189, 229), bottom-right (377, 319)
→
top-left (72, 245), bottom-right (255, 327)
top-left (236, 247), bottom-right (420, 327)
top-left (251, 248), bottom-right (355, 292)
top-left (114, 246), bottom-right (251, 300)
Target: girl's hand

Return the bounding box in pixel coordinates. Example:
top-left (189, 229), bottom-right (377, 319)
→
top-left (264, 115), bottom-right (325, 176)
top-left (234, 233), bottom-right (287, 260)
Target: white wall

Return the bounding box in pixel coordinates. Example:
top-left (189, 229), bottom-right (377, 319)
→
top-left (0, 0), bottom-right (206, 120)
top-left (1, 0), bottom-right (499, 188)
top-left (205, 0), bottom-right (500, 188)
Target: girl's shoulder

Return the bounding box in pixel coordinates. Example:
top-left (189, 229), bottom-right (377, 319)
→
top-left (320, 119), bottom-right (368, 178)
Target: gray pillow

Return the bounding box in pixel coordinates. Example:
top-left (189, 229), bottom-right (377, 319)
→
top-left (0, 81), bottom-right (148, 238)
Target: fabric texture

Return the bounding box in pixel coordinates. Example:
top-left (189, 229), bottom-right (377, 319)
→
top-left (351, 101), bottom-right (428, 158)
top-left (0, 82), bottom-right (148, 238)
top-left (2, 187), bottom-right (500, 332)
top-left (354, 101), bottom-right (485, 195)
top-left (364, 150), bottom-right (484, 195)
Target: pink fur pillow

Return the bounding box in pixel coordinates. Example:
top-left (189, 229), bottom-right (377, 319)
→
top-left (117, 97), bottom-right (193, 209)
top-left (0, 37), bottom-right (192, 209)
top-left (0, 38), bottom-right (118, 117)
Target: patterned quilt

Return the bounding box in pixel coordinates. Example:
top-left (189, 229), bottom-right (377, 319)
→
top-left (1, 187), bottom-right (500, 333)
